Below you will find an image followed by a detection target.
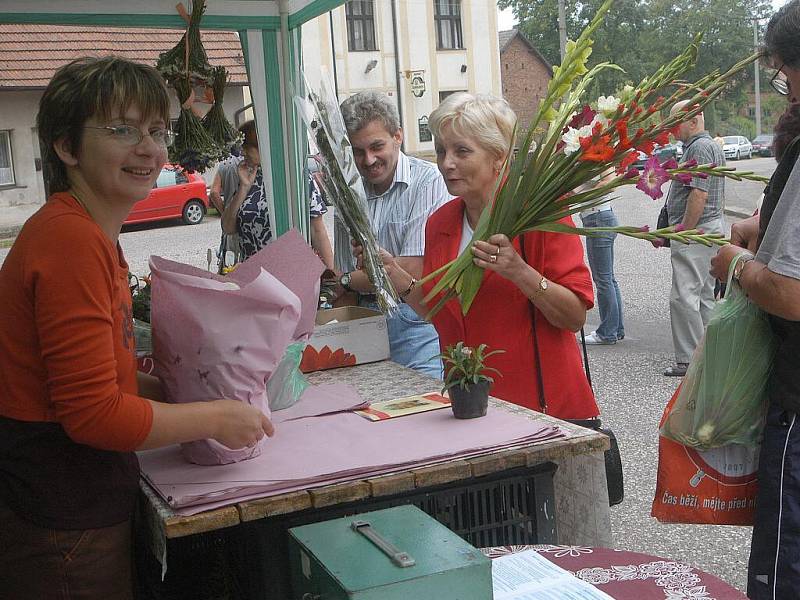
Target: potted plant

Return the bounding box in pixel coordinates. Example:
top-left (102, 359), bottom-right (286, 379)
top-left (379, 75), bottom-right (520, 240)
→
top-left (439, 342), bottom-right (504, 419)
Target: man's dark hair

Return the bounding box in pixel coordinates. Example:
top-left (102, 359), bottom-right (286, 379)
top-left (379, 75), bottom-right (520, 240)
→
top-left (774, 103), bottom-right (800, 161)
top-left (764, 0), bottom-right (800, 68)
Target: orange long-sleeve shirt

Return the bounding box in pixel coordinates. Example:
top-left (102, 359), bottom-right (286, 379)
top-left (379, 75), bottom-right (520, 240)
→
top-left (0, 193), bottom-right (152, 451)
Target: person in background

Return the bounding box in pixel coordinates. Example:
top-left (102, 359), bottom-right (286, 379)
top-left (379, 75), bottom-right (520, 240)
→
top-left (337, 91), bottom-right (451, 377)
top-left (363, 93), bottom-right (599, 419)
top-left (0, 56), bottom-right (273, 599)
top-left (579, 170), bottom-right (625, 345)
top-left (713, 132), bottom-right (725, 148)
top-left (219, 120), bottom-right (333, 266)
top-left (663, 101), bottom-right (726, 377)
top-left (710, 3), bottom-right (800, 596)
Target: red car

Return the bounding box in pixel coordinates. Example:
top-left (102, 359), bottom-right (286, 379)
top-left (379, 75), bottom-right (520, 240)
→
top-left (124, 165), bottom-right (209, 225)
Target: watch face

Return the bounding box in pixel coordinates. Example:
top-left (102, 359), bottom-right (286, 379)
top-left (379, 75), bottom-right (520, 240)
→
top-left (540, 277), bottom-right (549, 290)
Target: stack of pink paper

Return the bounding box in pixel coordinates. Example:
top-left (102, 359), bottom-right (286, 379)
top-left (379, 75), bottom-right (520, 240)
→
top-left (138, 383), bottom-right (563, 515)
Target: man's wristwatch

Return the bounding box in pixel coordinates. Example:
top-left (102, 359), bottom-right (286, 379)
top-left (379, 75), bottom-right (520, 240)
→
top-left (339, 271), bottom-right (353, 292)
top-left (732, 255), bottom-right (755, 283)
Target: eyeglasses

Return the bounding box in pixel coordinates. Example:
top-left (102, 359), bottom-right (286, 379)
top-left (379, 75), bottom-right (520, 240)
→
top-left (770, 65), bottom-right (790, 96)
top-left (85, 124), bottom-right (177, 148)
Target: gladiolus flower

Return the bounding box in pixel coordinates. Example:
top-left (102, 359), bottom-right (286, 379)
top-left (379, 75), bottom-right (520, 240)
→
top-left (662, 158), bottom-right (679, 170)
top-left (624, 167), bottom-right (639, 179)
top-left (681, 158), bottom-right (698, 168)
top-left (579, 135), bottom-right (615, 162)
top-left (636, 155), bottom-right (671, 200)
top-left (674, 224), bottom-right (686, 232)
top-left (616, 149), bottom-right (638, 173)
top-left (697, 228), bottom-right (705, 234)
top-left (655, 130), bottom-right (671, 145)
top-left (597, 95), bottom-right (620, 115)
top-left (567, 105), bottom-right (597, 129)
top-left (561, 127), bottom-right (583, 155)
top-left (640, 225), bottom-right (650, 233)
top-left (637, 140), bottom-right (655, 155)
top-left (697, 172), bottom-right (709, 179)
top-left (674, 172), bottom-right (693, 185)
top-left (615, 119), bottom-right (632, 150)
top-left (652, 239), bottom-right (666, 248)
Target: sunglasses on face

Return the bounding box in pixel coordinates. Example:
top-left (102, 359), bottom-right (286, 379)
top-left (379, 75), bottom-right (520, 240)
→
top-left (771, 65), bottom-right (790, 96)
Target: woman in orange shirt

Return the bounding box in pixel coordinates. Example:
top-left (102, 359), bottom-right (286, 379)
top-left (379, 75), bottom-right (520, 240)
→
top-left (0, 57), bottom-right (273, 598)
top-left (369, 93), bottom-right (598, 420)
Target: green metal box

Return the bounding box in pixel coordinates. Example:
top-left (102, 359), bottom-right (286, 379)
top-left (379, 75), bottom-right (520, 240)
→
top-left (288, 505), bottom-right (493, 600)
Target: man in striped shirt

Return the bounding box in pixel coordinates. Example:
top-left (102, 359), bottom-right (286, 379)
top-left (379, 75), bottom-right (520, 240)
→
top-left (336, 91), bottom-right (451, 378)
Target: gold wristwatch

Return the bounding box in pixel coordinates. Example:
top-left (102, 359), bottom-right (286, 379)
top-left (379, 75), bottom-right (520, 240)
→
top-left (533, 276), bottom-right (549, 297)
top-left (732, 255), bottom-right (755, 283)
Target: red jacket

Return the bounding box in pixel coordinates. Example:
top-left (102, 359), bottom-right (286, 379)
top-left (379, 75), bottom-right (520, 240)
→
top-left (422, 198), bottom-right (599, 420)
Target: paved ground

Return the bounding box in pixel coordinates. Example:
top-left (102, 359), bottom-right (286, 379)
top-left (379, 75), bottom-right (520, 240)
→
top-left (0, 156), bottom-right (779, 592)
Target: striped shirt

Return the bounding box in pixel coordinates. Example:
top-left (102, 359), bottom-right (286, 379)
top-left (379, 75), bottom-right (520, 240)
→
top-left (335, 152), bottom-right (452, 272)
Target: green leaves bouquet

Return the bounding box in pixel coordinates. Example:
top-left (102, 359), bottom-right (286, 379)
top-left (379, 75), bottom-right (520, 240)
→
top-left (422, 0), bottom-right (768, 318)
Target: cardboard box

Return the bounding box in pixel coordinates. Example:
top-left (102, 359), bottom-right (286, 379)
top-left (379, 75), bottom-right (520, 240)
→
top-left (300, 306), bottom-right (389, 372)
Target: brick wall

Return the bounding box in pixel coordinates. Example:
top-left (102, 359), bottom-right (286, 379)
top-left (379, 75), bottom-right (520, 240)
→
top-left (500, 36), bottom-right (551, 135)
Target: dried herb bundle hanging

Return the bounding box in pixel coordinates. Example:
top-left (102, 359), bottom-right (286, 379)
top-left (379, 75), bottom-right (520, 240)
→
top-left (170, 77), bottom-right (222, 173)
top-left (157, 0), bottom-right (212, 87)
top-left (202, 66), bottom-right (242, 154)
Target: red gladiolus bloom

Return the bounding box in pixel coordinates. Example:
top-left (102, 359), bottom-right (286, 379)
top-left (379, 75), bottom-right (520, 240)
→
top-left (615, 119), bottom-right (632, 150)
top-left (580, 135), bottom-right (615, 162)
top-left (637, 140), bottom-right (655, 155)
top-left (616, 150), bottom-right (638, 174)
top-left (568, 105), bottom-right (597, 130)
top-left (655, 130), bottom-right (671, 145)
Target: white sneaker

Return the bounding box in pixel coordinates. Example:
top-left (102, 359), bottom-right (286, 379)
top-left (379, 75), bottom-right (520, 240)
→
top-left (583, 331), bottom-right (616, 345)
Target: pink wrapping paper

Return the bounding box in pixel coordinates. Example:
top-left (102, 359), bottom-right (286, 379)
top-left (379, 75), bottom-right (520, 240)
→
top-left (138, 383), bottom-right (563, 513)
top-left (149, 231), bottom-right (325, 466)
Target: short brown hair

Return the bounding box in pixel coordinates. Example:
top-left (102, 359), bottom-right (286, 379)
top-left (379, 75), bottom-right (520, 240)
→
top-left (37, 56), bottom-right (171, 193)
top-left (238, 119), bottom-right (258, 148)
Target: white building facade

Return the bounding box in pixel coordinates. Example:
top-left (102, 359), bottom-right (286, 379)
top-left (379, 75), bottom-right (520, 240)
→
top-left (301, 0), bottom-right (502, 156)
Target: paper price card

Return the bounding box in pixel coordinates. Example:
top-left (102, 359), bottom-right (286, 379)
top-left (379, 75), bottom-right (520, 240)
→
top-left (355, 392), bottom-right (451, 421)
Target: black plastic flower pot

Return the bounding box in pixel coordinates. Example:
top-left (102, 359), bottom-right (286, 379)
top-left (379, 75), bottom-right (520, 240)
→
top-left (448, 380), bottom-right (490, 419)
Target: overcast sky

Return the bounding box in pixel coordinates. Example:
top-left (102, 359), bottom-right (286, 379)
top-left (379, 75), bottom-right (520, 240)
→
top-left (497, 0), bottom-right (791, 32)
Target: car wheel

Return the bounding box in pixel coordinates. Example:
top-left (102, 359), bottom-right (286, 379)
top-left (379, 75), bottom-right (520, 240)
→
top-left (182, 200), bottom-right (205, 225)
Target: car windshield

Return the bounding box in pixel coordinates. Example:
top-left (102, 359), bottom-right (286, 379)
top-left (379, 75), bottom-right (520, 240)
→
top-left (753, 135), bottom-right (773, 143)
top-left (723, 136), bottom-right (738, 144)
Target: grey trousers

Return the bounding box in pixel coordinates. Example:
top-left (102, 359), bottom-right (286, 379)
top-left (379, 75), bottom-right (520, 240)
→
top-left (669, 236), bottom-right (719, 364)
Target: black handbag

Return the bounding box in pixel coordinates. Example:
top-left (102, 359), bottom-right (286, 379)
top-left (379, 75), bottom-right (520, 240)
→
top-left (520, 236), bottom-right (624, 506)
top-left (656, 202), bottom-right (671, 247)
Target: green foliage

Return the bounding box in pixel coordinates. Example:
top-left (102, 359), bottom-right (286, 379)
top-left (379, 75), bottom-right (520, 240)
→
top-left (500, 0), bottom-right (772, 106)
top-left (438, 342), bottom-right (505, 392)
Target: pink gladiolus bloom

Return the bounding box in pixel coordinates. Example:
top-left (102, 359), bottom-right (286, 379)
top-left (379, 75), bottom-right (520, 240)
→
top-left (709, 162), bottom-right (717, 168)
top-left (674, 224), bottom-right (686, 232)
top-left (674, 172), bottom-right (693, 185)
top-left (697, 228), bottom-right (705, 234)
top-left (624, 167), bottom-right (639, 179)
top-left (636, 155), bottom-right (670, 200)
top-left (652, 239), bottom-right (666, 248)
top-left (681, 158), bottom-right (698, 168)
top-left (697, 172), bottom-right (709, 179)
top-left (640, 225), bottom-right (650, 232)
top-left (662, 158), bottom-right (679, 170)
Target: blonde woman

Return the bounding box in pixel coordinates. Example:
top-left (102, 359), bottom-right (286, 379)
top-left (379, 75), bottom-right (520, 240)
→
top-left (374, 93), bottom-right (599, 419)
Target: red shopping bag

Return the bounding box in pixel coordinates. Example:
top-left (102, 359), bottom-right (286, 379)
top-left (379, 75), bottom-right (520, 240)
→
top-left (651, 385), bottom-right (759, 525)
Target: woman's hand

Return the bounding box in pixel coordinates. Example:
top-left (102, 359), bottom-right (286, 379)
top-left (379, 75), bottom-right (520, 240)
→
top-left (237, 160), bottom-right (258, 188)
top-left (710, 244), bottom-right (750, 281)
top-left (212, 399), bottom-right (274, 449)
top-left (472, 234), bottom-right (528, 283)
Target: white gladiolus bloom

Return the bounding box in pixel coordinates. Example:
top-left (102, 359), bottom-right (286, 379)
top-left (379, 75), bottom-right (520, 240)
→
top-left (562, 128), bottom-right (583, 155)
top-left (597, 95), bottom-right (620, 115)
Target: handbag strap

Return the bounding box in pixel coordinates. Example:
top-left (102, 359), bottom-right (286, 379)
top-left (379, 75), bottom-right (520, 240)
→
top-left (519, 234), bottom-right (594, 416)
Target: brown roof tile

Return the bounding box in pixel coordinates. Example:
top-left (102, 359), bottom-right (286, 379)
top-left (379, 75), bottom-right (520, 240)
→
top-left (0, 24), bottom-right (247, 89)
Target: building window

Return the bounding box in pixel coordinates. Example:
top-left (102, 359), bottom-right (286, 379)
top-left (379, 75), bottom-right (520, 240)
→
top-left (434, 0), bottom-right (463, 50)
top-left (346, 0), bottom-right (377, 52)
top-left (0, 131), bottom-right (14, 186)
top-left (439, 90), bottom-right (466, 103)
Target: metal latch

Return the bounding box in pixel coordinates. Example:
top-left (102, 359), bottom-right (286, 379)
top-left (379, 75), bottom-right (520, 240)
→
top-left (350, 520), bottom-right (416, 568)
